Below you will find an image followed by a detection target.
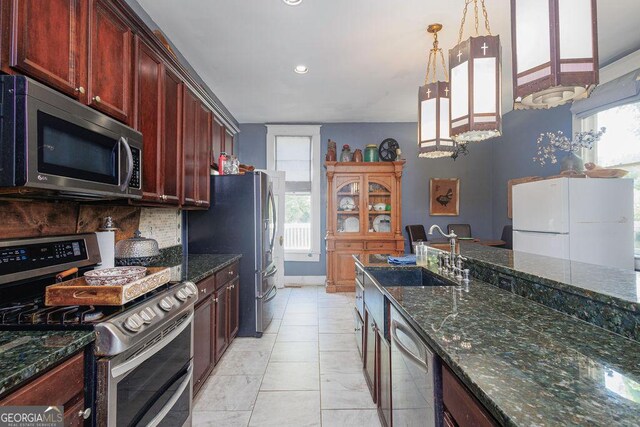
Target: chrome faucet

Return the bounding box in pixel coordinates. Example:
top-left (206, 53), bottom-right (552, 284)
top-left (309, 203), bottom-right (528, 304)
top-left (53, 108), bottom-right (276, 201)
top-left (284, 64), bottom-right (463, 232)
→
top-left (429, 225), bottom-right (469, 282)
top-left (428, 224), bottom-right (457, 264)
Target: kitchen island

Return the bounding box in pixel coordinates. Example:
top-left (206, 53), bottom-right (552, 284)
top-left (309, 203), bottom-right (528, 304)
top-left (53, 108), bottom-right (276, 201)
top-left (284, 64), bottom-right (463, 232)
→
top-left (357, 252), bottom-right (640, 426)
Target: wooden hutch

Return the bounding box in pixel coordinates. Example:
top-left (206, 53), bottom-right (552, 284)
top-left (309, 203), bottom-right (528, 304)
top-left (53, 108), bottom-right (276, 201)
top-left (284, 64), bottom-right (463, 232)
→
top-left (325, 161), bottom-right (405, 292)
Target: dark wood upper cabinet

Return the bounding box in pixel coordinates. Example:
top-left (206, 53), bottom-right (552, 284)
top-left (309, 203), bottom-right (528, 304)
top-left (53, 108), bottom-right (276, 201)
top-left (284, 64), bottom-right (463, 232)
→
top-left (7, 0), bottom-right (85, 98)
top-left (1, 0), bottom-right (236, 209)
top-left (134, 37), bottom-right (162, 201)
top-left (87, 0), bottom-right (132, 123)
top-left (161, 66), bottom-right (182, 204)
top-left (133, 37), bottom-right (182, 205)
top-left (181, 86), bottom-right (198, 206)
top-left (196, 102), bottom-right (211, 208)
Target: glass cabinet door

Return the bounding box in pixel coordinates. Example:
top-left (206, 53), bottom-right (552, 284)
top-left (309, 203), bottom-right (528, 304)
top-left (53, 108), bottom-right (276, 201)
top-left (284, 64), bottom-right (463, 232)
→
top-left (367, 180), bottom-right (392, 234)
top-left (336, 180), bottom-right (361, 234)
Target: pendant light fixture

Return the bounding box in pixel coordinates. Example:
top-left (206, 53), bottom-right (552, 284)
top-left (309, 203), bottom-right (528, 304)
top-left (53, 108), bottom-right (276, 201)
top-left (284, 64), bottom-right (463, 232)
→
top-left (449, 0), bottom-right (502, 143)
top-left (511, 0), bottom-right (599, 109)
top-left (418, 24), bottom-right (456, 158)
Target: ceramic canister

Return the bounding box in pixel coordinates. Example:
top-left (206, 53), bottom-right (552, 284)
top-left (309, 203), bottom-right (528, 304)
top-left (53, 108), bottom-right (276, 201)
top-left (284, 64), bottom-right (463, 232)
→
top-left (364, 144), bottom-right (379, 162)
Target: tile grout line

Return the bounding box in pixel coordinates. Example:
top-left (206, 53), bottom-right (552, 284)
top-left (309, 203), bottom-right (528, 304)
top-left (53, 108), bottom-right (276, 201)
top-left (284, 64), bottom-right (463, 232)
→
top-left (246, 287), bottom-right (292, 427)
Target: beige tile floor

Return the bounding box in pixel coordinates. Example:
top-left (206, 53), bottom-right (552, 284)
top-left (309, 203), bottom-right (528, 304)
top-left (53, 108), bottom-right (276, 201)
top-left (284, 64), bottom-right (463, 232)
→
top-left (193, 286), bottom-right (381, 427)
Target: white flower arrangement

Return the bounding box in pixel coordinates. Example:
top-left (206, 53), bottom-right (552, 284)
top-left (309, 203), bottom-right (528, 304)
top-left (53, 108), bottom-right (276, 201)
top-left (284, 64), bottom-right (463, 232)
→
top-left (533, 127), bottom-right (606, 166)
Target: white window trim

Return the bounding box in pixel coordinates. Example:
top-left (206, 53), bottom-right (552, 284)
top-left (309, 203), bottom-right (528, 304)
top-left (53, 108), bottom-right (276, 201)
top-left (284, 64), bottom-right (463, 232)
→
top-left (266, 124), bottom-right (322, 262)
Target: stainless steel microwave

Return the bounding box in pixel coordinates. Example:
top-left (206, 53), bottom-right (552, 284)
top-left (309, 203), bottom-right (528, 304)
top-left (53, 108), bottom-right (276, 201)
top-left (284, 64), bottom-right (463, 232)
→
top-left (0, 76), bottom-right (142, 199)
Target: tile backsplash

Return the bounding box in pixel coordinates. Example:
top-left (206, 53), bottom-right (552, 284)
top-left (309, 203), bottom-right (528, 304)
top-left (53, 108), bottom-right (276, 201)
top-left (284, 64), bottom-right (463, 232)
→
top-left (138, 208), bottom-right (182, 249)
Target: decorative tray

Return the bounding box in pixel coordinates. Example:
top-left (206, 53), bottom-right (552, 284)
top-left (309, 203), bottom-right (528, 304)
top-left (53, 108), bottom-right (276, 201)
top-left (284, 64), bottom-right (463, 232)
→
top-left (45, 267), bottom-right (171, 306)
top-left (585, 168), bottom-right (628, 178)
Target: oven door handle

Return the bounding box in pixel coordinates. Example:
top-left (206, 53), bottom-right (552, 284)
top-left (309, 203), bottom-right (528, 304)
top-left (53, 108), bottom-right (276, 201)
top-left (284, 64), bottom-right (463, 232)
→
top-left (119, 136), bottom-right (134, 192)
top-left (111, 312), bottom-right (193, 379)
top-left (146, 363), bottom-right (193, 427)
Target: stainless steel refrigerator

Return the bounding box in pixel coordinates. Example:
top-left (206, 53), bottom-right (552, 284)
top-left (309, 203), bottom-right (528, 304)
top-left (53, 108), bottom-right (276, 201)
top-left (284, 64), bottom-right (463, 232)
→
top-left (188, 172), bottom-right (277, 337)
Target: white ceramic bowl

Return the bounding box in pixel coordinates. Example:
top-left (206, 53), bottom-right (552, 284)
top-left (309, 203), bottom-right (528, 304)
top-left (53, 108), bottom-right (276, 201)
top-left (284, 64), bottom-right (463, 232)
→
top-left (84, 266), bottom-right (147, 286)
top-left (373, 203), bottom-right (386, 212)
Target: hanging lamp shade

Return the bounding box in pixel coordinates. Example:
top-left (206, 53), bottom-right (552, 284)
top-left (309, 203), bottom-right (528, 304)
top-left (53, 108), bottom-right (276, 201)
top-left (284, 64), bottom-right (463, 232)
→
top-left (449, 0), bottom-right (502, 143)
top-left (511, 0), bottom-right (599, 109)
top-left (418, 24), bottom-right (456, 158)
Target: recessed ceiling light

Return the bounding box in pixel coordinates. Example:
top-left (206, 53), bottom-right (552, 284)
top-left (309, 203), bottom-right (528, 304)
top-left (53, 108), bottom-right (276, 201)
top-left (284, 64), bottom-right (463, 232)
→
top-left (294, 65), bottom-right (309, 74)
top-left (282, 0), bottom-right (302, 5)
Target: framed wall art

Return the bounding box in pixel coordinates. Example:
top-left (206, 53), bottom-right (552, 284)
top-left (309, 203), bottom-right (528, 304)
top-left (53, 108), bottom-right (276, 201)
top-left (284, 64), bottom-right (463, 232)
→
top-left (429, 178), bottom-right (459, 216)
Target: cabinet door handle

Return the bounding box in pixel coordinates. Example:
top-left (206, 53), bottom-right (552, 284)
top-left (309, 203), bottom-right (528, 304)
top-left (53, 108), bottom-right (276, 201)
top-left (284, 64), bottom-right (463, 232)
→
top-left (201, 288), bottom-right (207, 294)
top-left (75, 86), bottom-right (85, 94)
top-left (78, 408), bottom-right (92, 419)
top-left (214, 298), bottom-right (218, 303)
top-left (228, 270), bottom-right (234, 276)
top-left (93, 95), bottom-right (101, 103)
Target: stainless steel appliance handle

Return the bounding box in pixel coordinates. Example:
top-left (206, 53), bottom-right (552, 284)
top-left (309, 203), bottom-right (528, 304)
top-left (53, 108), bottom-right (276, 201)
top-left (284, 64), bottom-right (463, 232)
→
top-left (146, 363), bottom-right (193, 427)
top-left (259, 285), bottom-right (277, 302)
top-left (119, 136), bottom-right (134, 191)
top-left (262, 264), bottom-right (277, 278)
top-left (391, 319), bottom-right (429, 372)
top-left (111, 313), bottom-right (193, 379)
top-left (268, 187), bottom-right (276, 251)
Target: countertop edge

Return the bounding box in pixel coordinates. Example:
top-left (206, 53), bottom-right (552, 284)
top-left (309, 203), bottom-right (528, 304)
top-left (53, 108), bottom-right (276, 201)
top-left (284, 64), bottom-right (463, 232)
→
top-left (186, 253), bottom-right (242, 283)
top-left (0, 331), bottom-right (95, 398)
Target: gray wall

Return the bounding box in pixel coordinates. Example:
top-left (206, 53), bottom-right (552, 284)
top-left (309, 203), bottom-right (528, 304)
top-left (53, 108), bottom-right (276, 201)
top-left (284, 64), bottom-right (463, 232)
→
top-left (239, 123), bottom-right (495, 275)
top-left (490, 105), bottom-right (572, 236)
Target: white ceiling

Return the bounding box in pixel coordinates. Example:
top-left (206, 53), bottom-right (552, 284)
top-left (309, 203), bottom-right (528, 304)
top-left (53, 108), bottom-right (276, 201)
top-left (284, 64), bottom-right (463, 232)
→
top-left (136, 0), bottom-right (640, 123)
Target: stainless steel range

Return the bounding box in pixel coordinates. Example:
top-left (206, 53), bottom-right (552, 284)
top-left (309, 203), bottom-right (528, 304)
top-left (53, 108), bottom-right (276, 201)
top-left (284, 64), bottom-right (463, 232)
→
top-left (0, 233), bottom-right (197, 427)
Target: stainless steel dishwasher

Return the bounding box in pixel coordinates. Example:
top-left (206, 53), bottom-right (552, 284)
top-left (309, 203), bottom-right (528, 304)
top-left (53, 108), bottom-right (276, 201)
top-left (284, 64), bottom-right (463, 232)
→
top-left (390, 305), bottom-right (442, 427)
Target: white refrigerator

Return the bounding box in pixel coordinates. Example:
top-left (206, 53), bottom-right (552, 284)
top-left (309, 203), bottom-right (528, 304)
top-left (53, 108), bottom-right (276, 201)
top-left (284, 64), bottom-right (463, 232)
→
top-left (512, 177), bottom-right (634, 270)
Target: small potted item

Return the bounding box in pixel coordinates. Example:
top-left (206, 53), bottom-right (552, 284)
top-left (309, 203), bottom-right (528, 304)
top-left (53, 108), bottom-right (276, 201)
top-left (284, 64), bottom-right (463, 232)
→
top-left (340, 144), bottom-right (352, 162)
top-left (352, 149), bottom-right (363, 162)
top-left (365, 144), bottom-right (379, 162)
top-left (115, 230), bottom-right (161, 266)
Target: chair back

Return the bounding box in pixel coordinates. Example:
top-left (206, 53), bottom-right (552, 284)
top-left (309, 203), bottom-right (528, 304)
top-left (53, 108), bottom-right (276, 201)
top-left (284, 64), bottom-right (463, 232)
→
top-left (447, 224), bottom-right (472, 238)
top-left (405, 225), bottom-right (427, 253)
top-left (501, 225), bottom-right (513, 250)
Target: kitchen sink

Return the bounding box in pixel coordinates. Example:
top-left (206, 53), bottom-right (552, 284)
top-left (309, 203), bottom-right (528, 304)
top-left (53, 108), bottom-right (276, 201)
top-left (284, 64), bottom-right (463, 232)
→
top-left (366, 267), bottom-right (456, 287)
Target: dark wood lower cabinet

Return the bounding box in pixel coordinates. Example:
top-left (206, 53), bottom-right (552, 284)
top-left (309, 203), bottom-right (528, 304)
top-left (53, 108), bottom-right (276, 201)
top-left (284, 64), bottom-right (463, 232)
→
top-left (214, 285), bottom-right (228, 363)
top-left (0, 351), bottom-right (90, 426)
top-left (228, 278), bottom-right (239, 339)
top-left (443, 364), bottom-right (498, 427)
top-left (193, 261), bottom-right (241, 398)
top-left (193, 296), bottom-right (214, 395)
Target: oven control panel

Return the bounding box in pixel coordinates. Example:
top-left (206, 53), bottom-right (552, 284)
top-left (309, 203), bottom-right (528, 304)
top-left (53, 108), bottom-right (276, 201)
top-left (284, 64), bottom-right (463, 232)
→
top-left (0, 239), bottom-right (88, 276)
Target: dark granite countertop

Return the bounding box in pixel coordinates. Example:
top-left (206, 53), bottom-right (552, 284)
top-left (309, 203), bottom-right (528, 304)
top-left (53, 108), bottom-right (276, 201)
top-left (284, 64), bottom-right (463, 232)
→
top-left (357, 255), bottom-right (640, 426)
top-left (186, 254), bottom-right (242, 283)
top-left (0, 331), bottom-right (94, 397)
top-left (458, 242), bottom-right (640, 312)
